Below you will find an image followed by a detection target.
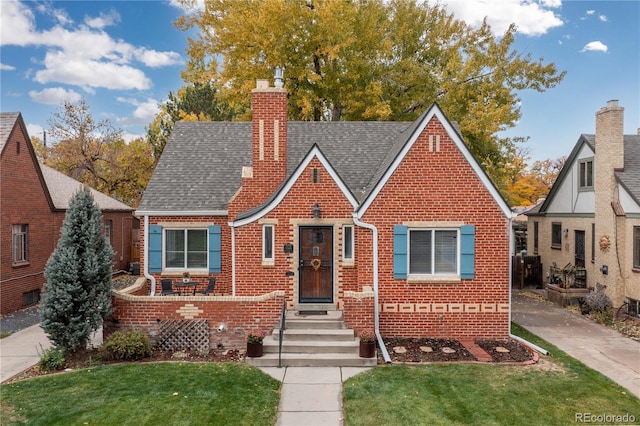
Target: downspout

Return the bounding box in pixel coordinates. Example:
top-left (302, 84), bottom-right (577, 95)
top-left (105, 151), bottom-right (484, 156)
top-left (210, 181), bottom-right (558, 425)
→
top-left (143, 215), bottom-right (156, 296)
top-left (507, 214), bottom-right (549, 355)
top-left (353, 214), bottom-right (392, 363)
top-left (230, 223), bottom-right (236, 296)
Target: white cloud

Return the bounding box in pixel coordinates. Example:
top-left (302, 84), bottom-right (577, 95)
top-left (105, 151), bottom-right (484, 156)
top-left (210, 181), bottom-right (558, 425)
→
top-left (117, 97), bottom-right (161, 126)
top-left (580, 41), bottom-right (608, 53)
top-left (586, 10), bottom-right (595, 15)
top-left (432, 0), bottom-right (563, 36)
top-left (29, 87), bottom-right (82, 105)
top-left (0, 1), bottom-right (180, 92)
top-left (121, 131), bottom-right (144, 143)
top-left (599, 15), bottom-right (608, 22)
top-left (34, 51), bottom-right (152, 90)
top-left (84, 10), bottom-right (121, 29)
top-left (0, 63), bottom-right (16, 70)
top-left (135, 49), bottom-right (183, 68)
top-left (26, 123), bottom-right (44, 140)
top-left (169, 0), bottom-right (204, 11)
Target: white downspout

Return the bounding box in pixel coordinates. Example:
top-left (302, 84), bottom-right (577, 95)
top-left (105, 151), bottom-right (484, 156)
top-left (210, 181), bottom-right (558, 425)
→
top-left (353, 214), bottom-right (392, 363)
top-left (143, 215), bottom-right (156, 296)
top-left (230, 223), bottom-right (236, 296)
top-left (507, 214), bottom-right (549, 355)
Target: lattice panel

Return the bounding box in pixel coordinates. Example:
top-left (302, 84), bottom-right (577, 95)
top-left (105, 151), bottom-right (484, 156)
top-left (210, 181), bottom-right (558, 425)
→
top-left (157, 319), bottom-right (209, 351)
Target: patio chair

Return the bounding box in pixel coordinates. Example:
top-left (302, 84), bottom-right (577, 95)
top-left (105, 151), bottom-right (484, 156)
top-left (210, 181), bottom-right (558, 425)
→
top-left (198, 278), bottom-right (216, 295)
top-left (160, 279), bottom-right (178, 296)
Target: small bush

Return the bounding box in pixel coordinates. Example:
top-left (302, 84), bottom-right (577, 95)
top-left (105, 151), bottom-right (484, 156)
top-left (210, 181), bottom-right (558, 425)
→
top-left (101, 329), bottom-right (152, 361)
top-left (39, 347), bottom-right (66, 371)
top-left (585, 290), bottom-right (612, 313)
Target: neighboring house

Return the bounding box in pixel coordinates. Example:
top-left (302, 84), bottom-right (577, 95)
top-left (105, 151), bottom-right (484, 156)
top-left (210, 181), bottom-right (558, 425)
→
top-left (526, 101), bottom-right (640, 312)
top-left (115, 74), bottom-right (513, 354)
top-left (0, 112), bottom-right (138, 315)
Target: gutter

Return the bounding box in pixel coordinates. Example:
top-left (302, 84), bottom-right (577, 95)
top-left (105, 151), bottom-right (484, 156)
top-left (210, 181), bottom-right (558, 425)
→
top-left (229, 222), bottom-right (236, 296)
top-left (507, 214), bottom-right (549, 355)
top-left (143, 215), bottom-right (157, 296)
top-left (353, 214), bottom-right (392, 363)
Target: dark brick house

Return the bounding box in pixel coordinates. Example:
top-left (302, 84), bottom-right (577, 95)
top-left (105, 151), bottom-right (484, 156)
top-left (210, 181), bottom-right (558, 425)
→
top-left (114, 75), bottom-right (513, 359)
top-left (0, 112), bottom-right (138, 315)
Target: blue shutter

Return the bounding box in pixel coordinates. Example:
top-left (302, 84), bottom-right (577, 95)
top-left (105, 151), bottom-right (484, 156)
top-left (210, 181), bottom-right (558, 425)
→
top-left (149, 225), bottom-right (162, 273)
top-left (460, 225), bottom-right (475, 279)
top-left (208, 225), bottom-right (221, 273)
top-left (393, 225), bottom-right (408, 279)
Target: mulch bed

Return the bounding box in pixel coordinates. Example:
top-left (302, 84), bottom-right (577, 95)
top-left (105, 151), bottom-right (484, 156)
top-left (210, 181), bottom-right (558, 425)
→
top-left (378, 337), bottom-right (534, 364)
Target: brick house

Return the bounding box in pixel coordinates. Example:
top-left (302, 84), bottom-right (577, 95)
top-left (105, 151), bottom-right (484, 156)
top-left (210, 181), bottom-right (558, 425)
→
top-left (114, 75), bottom-right (512, 361)
top-left (526, 101), bottom-right (640, 311)
top-left (0, 112), bottom-right (138, 315)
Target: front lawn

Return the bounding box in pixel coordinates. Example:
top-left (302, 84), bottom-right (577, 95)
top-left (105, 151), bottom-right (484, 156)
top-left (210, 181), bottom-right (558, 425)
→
top-left (343, 324), bottom-right (640, 425)
top-left (1, 363), bottom-right (280, 426)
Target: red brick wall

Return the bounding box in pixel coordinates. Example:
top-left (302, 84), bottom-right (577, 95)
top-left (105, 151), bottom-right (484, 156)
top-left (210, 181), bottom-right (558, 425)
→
top-left (107, 291), bottom-right (283, 350)
top-left (361, 116), bottom-right (511, 338)
top-left (1, 119), bottom-right (57, 315)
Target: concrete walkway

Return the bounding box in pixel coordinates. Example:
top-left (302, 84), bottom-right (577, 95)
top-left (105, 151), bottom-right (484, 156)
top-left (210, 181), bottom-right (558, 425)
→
top-left (0, 324), bottom-right (51, 383)
top-left (259, 366), bottom-right (370, 426)
top-left (512, 290), bottom-right (640, 399)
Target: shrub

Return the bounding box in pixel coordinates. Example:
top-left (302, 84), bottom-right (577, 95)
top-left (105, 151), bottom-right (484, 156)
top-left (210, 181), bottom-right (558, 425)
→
top-left (247, 329), bottom-right (264, 344)
top-left (39, 347), bottom-right (66, 371)
top-left (101, 329), bottom-right (152, 361)
top-left (585, 290), bottom-right (612, 313)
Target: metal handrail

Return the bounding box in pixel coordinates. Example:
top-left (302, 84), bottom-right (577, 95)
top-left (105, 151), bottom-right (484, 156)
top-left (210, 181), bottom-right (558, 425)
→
top-left (278, 295), bottom-right (286, 368)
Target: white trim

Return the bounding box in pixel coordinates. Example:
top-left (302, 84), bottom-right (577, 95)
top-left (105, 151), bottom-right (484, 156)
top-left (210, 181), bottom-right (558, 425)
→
top-left (358, 104), bottom-right (511, 218)
top-left (407, 228), bottom-right (460, 277)
top-left (231, 145), bottom-right (359, 227)
top-left (342, 224), bottom-right (354, 261)
top-left (135, 210), bottom-right (228, 217)
top-left (162, 227), bottom-right (208, 271)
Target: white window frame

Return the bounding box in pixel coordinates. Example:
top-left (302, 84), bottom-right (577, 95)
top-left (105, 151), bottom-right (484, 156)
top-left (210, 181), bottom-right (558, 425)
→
top-left (12, 224), bottom-right (28, 263)
top-left (163, 228), bottom-right (208, 271)
top-left (343, 225), bottom-right (354, 262)
top-left (408, 228), bottom-right (460, 279)
top-left (104, 219), bottom-right (113, 244)
top-left (263, 224), bottom-right (274, 263)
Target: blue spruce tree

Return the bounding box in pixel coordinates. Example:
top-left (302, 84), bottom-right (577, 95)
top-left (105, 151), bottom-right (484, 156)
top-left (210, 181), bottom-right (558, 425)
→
top-left (40, 188), bottom-right (114, 352)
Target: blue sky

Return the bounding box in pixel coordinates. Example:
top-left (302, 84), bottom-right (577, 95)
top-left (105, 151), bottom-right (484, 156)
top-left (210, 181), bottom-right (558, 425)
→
top-left (1, 0), bottom-right (638, 163)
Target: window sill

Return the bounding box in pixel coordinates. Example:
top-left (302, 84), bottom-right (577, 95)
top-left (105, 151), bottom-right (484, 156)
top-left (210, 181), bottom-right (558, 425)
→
top-left (342, 260), bottom-right (355, 268)
top-left (632, 268), bottom-right (640, 274)
top-left (262, 260), bottom-right (275, 268)
top-left (407, 275), bottom-right (461, 284)
top-left (551, 245), bottom-right (561, 250)
top-left (12, 261), bottom-right (30, 268)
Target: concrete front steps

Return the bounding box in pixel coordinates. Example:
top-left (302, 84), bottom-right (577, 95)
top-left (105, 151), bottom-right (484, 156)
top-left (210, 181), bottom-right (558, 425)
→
top-left (246, 310), bottom-right (377, 367)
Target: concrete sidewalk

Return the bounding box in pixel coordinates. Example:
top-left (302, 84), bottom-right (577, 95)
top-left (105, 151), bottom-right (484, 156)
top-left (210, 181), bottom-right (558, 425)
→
top-left (0, 324), bottom-right (51, 383)
top-left (512, 290), bottom-right (640, 399)
top-left (0, 324), bottom-right (102, 383)
top-left (259, 366), bottom-right (370, 426)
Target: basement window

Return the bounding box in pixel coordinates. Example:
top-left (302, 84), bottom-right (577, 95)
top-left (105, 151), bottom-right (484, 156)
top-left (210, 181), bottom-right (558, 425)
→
top-left (627, 298), bottom-right (640, 318)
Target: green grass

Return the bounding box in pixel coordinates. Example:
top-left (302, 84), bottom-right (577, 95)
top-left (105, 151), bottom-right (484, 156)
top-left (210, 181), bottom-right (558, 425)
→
top-left (1, 363), bottom-right (280, 426)
top-left (0, 332), bottom-right (10, 339)
top-left (343, 323), bottom-right (640, 425)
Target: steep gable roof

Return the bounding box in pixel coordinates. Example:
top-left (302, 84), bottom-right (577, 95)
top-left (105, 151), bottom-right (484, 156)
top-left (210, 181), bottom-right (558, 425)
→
top-left (137, 104), bottom-right (506, 217)
top-left (532, 133), bottom-right (640, 214)
top-left (0, 112), bottom-right (21, 153)
top-left (40, 164), bottom-right (133, 211)
top-left (137, 121), bottom-right (411, 214)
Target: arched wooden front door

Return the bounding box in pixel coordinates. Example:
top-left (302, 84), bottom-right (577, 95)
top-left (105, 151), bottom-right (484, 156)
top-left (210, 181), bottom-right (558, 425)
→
top-left (299, 226), bottom-right (333, 303)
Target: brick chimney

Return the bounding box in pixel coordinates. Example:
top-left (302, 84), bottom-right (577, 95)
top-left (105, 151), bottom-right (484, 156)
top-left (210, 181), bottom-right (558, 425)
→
top-left (595, 100), bottom-right (624, 170)
top-left (250, 70), bottom-right (288, 199)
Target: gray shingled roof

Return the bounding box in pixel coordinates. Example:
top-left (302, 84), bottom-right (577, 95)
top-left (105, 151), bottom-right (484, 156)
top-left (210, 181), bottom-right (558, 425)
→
top-left (138, 121), bottom-right (416, 212)
top-left (0, 112), bottom-right (21, 153)
top-left (616, 135), bottom-right (640, 205)
top-left (41, 164), bottom-right (133, 211)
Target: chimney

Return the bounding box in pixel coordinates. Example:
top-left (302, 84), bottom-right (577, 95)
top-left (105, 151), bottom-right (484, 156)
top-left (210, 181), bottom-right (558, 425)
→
top-left (595, 99), bottom-right (624, 170)
top-left (250, 68), bottom-right (288, 198)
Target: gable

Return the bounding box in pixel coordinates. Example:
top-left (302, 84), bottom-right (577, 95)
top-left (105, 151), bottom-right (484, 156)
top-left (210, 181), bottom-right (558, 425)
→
top-left (358, 103), bottom-right (511, 218)
top-left (231, 145), bottom-right (358, 226)
top-left (543, 138), bottom-right (595, 215)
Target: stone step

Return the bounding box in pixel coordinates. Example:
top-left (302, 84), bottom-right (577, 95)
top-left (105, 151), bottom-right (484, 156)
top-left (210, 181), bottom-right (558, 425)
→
top-left (282, 318), bottom-right (345, 330)
top-left (285, 310), bottom-right (343, 321)
top-left (271, 328), bottom-right (355, 341)
top-left (262, 336), bottom-right (358, 354)
top-left (246, 352), bottom-right (378, 368)
top-left (294, 303), bottom-right (337, 312)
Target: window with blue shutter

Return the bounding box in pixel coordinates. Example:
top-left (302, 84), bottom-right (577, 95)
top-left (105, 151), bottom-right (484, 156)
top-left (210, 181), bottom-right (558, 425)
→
top-left (393, 225), bottom-right (408, 279)
top-left (208, 225), bottom-right (221, 273)
top-left (149, 225), bottom-right (162, 273)
top-left (460, 225), bottom-right (475, 279)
